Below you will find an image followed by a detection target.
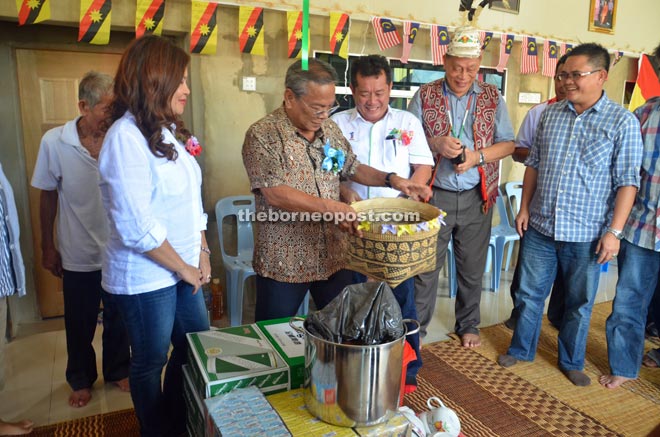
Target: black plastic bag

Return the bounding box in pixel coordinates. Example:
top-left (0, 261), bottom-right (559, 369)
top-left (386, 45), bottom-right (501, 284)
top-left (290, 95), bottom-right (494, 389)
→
top-left (305, 282), bottom-right (404, 345)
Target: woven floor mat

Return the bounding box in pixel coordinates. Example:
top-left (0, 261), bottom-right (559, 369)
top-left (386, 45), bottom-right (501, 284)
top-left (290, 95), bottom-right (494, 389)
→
top-left (31, 408), bottom-right (139, 437)
top-left (405, 340), bottom-right (622, 436)
top-left (439, 301), bottom-right (660, 436)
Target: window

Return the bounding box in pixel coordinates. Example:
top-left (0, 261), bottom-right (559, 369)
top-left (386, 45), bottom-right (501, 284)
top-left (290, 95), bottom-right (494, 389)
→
top-left (314, 52), bottom-right (507, 113)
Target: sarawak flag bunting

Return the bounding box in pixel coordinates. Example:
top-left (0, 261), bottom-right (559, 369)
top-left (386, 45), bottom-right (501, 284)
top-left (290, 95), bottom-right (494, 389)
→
top-left (400, 21), bottom-right (420, 64)
top-left (480, 31), bottom-right (493, 50)
top-left (287, 11), bottom-right (302, 58)
top-left (629, 54), bottom-right (660, 113)
top-left (431, 25), bottom-right (450, 66)
top-left (542, 40), bottom-right (558, 77)
top-left (329, 12), bottom-right (349, 59)
top-left (372, 17), bottom-right (401, 51)
top-left (78, 0), bottom-right (112, 45)
top-left (496, 34), bottom-right (514, 72)
top-left (135, 0), bottom-right (165, 38)
top-left (190, 1), bottom-right (218, 54)
top-left (520, 36), bottom-right (538, 74)
top-left (17, 0), bottom-right (50, 25)
top-left (239, 6), bottom-right (264, 55)
top-left (560, 43), bottom-right (573, 56)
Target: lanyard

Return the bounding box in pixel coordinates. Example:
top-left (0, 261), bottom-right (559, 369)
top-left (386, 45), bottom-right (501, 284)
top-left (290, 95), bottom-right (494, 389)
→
top-left (443, 81), bottom-right (473, 140)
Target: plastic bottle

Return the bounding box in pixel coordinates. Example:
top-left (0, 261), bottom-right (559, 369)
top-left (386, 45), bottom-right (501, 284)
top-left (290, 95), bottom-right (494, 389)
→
top-left (211, 278), bottom-right (224, 320)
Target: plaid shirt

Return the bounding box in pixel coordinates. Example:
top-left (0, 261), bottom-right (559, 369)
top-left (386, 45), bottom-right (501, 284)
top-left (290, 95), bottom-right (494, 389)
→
top-left (526, 93), bottom-right (642, 242)
top-left (624, 97), bottom-right (660, 251)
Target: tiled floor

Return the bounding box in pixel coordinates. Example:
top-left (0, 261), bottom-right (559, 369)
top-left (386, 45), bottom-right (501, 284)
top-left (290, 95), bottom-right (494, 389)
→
top-left (0, 262), bottom-right (618, 427)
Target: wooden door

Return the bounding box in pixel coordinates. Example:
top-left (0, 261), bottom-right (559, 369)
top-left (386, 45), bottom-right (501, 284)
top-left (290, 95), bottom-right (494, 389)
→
top-left (15, 49), bottom-right (120, 318)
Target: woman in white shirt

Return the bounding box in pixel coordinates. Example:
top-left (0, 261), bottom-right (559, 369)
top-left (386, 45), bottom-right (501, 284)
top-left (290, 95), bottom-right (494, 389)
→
top-left (99, 35), bottom-right (210, 437)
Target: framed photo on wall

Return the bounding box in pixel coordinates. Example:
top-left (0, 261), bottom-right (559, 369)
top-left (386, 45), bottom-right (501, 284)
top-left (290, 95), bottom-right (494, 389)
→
top-left (588, 0), bottom-right (616, 34)
top-left (491, 0), bottom-right (519, 14)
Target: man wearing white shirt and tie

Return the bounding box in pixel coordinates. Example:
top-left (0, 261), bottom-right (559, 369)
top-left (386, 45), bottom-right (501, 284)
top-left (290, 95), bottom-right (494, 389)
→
top-left (332, 54), bottom-right (434, 393)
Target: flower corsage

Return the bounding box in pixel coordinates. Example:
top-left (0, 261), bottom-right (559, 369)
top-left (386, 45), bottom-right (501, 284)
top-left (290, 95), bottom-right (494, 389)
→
top-left (322, 140), bottom-right (345, 175)
top-left (175, 131), bottom-right (202, 156)
top-left (387, 128), bottom-right (414, 146)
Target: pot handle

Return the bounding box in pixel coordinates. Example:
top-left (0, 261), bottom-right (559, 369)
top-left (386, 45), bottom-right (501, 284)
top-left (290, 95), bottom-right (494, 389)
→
top-left (289, 316), bottom-right (305, 333)
top-left (402, 319), bottom-right (421, 336)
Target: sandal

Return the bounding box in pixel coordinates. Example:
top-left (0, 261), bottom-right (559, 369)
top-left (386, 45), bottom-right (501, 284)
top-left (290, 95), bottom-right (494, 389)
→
top-left (642, 349), bottom-right (660, 368)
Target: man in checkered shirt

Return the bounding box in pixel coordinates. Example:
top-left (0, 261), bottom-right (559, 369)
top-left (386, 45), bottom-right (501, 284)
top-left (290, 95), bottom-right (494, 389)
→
top-left (498, 43), bottom-right (643, 387)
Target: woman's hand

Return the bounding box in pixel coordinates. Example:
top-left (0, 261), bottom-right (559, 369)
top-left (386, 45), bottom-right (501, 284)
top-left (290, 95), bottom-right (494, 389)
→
top-left (199, 251), bottom-right (212, 287)
top-left (176, 264), bottom-right (203, 294)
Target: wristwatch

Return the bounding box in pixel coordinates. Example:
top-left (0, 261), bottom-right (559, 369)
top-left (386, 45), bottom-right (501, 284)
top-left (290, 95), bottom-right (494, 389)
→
top-left (605, 227), bottom-right (623, 240)
top-left (384, 172), bottom-right (396, 188)
top-left (478, 151), bottom-right (486, 167)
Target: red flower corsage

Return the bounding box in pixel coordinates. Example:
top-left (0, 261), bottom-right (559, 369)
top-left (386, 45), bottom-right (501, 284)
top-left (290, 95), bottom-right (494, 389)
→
top-left (185, 136), bottom-right (202, 156)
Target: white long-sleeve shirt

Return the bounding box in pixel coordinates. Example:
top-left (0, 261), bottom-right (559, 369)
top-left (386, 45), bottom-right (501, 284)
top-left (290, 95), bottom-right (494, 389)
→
top-left (98, 112), bottom-right (207, 295)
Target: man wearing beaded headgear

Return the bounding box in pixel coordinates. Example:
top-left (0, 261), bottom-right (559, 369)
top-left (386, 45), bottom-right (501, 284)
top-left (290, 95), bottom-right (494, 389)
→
top-left (408, 24), bottom-right (515, 348)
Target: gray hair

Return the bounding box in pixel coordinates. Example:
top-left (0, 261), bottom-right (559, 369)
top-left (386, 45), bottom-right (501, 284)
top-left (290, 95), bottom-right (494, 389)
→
top-left (285, 58), bottom-right (337, 97)
top-left (78, 71), bottom-right (113, 107)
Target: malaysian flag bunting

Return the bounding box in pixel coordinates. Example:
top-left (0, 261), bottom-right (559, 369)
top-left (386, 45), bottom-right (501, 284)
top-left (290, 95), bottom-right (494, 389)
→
top-left (542, 40), bottom-right (558, 77)
top-left (431, 25), bottom-right (450, 66)
top-left (480, 31), bottom-right (493, 50)
top-left (287, 11), bottom-right (302, 58)
top-left (560, 43), bottom-right (573, 56)
top-left (520, 36), bottom-right (538, 74)
top-left (400, 21), bottom-right (420, 64)
top-left (16, 0), bottom-right (50, 25)
top-left (329, 12), bottom-right (349, 59)
top-left (496, 34), bottom-right (514, 72)
top-left (135, 0), bottom-right (165, 38)
top-left (78, 0), bottom-right (112, 45)
top-left (239, 6), bottom-right (264, 55)
top-left (611, 50), bottom-right (624, 68)
top-left (372, 17), bottom-right (401, 51)
top-left (190, 1), bottom-right (218, 54)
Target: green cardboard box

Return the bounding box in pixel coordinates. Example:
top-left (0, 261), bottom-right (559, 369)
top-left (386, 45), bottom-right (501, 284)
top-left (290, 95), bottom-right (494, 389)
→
top-left (255, 317), bottom-right (305, 389)
top-left (186, 319), bottom-right (304, 399)
top-left (182, 365), bottom-right (206, 437)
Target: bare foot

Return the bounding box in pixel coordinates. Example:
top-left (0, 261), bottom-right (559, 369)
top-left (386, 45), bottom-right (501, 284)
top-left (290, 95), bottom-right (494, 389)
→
top-left (110, 377), bottom-right (130, 392)
top-left (69, 388), bottom-right (92, 408)
top-left (599, 374), bottom-right (633, 389)
top-left (643, 354), bottom-right (659, 368)
top-left (461, 333), bottom-right (481, 348)
top-left (0, 419), bottom-right (34, 435)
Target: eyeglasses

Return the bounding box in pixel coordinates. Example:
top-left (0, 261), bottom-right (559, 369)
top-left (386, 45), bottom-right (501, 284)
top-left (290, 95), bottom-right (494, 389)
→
top-left (298, 97), bottom-right (340, 118)
top-left (555, 70), bottom-right (602, 82)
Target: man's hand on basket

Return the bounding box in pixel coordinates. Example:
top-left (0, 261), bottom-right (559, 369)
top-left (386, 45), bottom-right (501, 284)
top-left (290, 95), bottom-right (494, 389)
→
top-left (324, 199), bottom-right (363, 237)
top-left (390, 175), bottom-right (432, 202)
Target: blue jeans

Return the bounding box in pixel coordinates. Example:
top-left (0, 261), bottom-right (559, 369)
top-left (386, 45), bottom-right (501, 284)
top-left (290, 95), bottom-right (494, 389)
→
top-left (607, 239), bottom-right (660, 378)
top-left (508, 226), bottom-right (601, 371)
top-left (353, 274), bottom-right (422, 385)
top-left (114, 281), bottom-right (209, 437)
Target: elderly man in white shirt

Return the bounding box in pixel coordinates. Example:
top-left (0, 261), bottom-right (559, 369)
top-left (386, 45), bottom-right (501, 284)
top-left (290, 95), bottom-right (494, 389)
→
top-left (332, 54), bottom-right (434, 393)
top-left (31, 72), bottom-right (130, 408)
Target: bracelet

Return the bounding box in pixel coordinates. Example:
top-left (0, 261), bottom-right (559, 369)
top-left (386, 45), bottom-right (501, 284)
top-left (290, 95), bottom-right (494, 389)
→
top-left (478, 151), bottom-right (486, 167)
top-left (200, 246), bottom-right (211, 256)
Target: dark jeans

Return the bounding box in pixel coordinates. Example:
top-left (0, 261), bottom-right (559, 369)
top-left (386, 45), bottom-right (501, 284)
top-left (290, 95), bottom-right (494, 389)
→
top-left (255, 269), bottom-right (354, 321)
top-left (114, 280), bottom-right (209, 437)
top-left (62, 270), bottom-right (130, 391)
top-left (353, 273), bottom-right (422, 385)
top-left (508, 256), bottom-right (565, 329)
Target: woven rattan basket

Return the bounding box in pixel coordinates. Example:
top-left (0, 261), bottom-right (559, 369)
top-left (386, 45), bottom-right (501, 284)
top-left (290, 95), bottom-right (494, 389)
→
top-left (346, 197), bottom-right (444, 288)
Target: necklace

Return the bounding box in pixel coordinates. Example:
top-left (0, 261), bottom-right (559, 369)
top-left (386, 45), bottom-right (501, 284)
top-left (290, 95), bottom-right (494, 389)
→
top-left (443, 81), bottom-right (473, 140)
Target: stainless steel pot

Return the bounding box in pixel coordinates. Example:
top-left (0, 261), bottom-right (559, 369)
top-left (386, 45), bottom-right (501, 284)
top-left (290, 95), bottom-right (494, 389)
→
top-left (289, 317), bottom-right (420, 427)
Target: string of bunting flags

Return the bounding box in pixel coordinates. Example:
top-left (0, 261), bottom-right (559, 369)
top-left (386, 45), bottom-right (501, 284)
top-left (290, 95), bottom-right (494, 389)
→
top-left (13, 0), bottom-right (639, 73)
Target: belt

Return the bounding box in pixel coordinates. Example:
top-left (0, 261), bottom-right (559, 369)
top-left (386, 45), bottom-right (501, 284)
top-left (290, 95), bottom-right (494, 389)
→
top-left (433, 185), bottom-right (478, 194)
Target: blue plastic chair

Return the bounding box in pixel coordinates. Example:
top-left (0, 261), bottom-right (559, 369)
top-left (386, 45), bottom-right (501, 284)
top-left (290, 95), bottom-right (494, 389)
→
top-left (489, 188), bottom-right (520, 292)
top-left (215, 195), bottom-right (309, 326)
top-left (215, 196), bottom-right (257, 326)
top-left (504, 181), bottom-right (523, 271)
